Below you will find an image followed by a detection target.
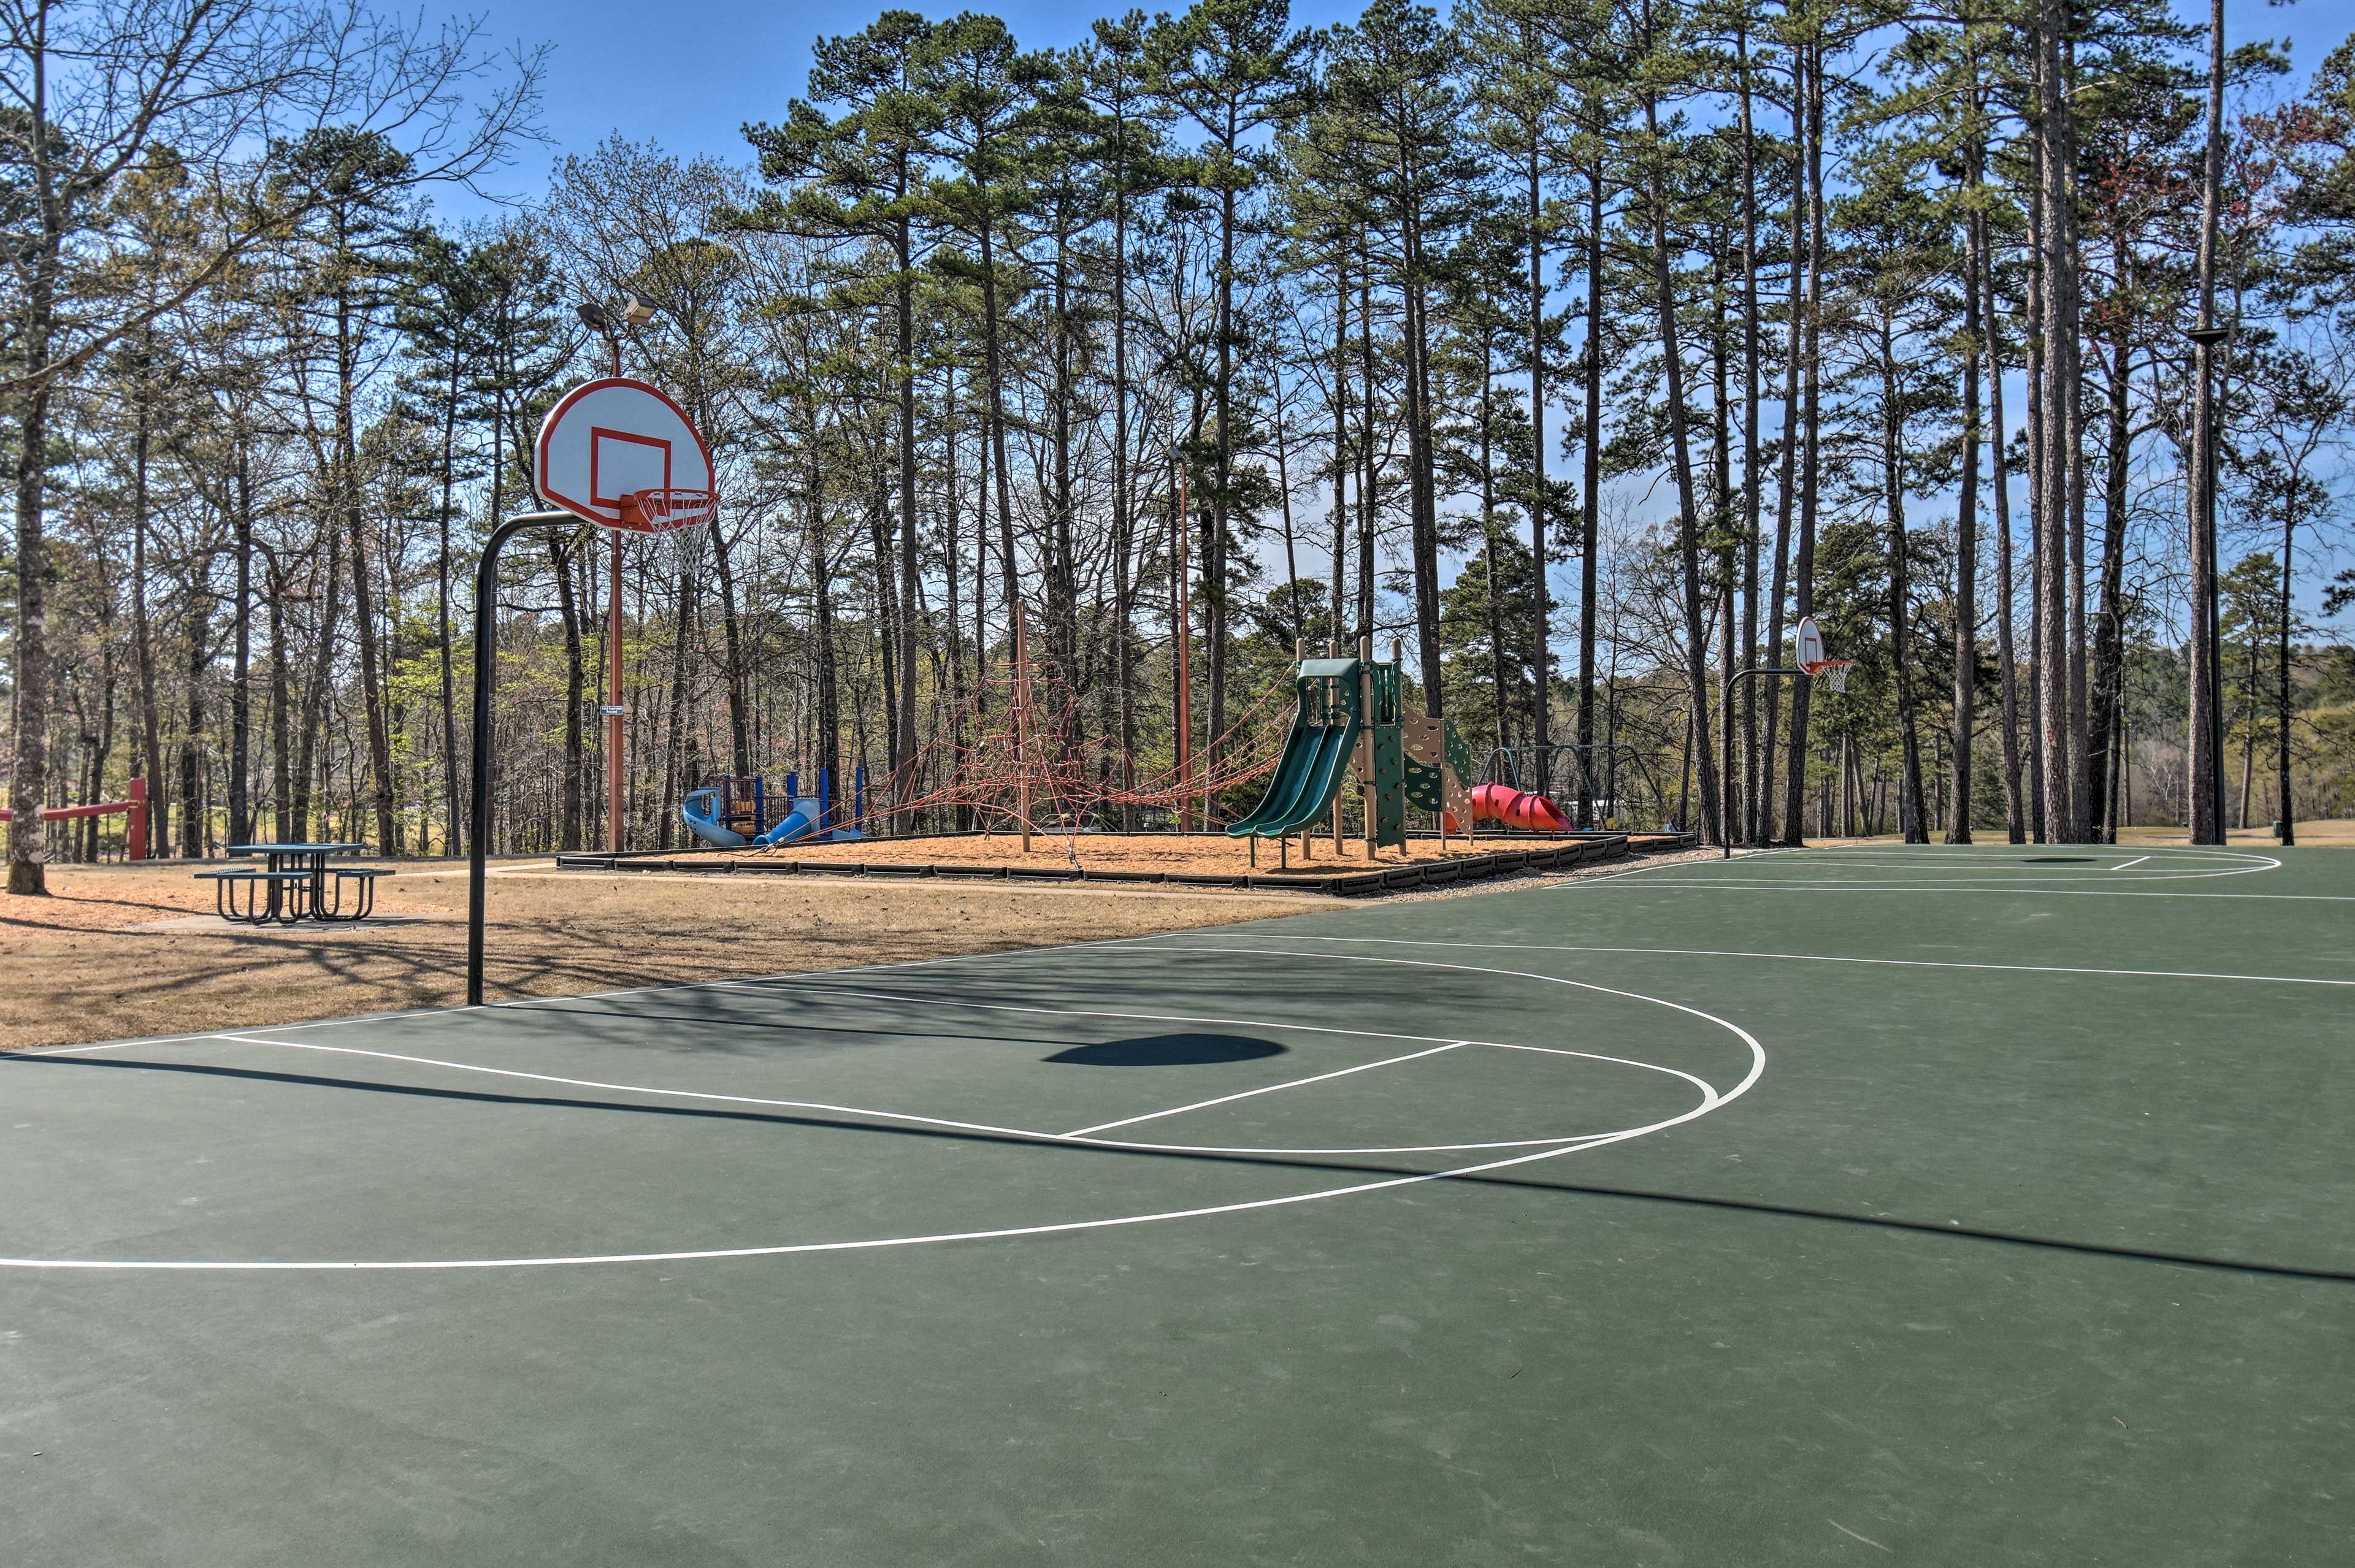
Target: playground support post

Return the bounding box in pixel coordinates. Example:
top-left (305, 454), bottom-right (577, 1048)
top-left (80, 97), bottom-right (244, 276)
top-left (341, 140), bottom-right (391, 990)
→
top-left (1327, 640), bottom-right (1343, 851)
top-left (1357, 635), bottom-right (1374, 856)
top-left (1720, 667), bottom-right (1803, 858)
top-left (471, 511), bottom-right (575, 1008)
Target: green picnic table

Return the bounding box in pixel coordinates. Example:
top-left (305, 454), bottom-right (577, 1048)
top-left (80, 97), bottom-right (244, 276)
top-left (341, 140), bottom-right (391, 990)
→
top-left (198, 843), bottom-right (389, 924)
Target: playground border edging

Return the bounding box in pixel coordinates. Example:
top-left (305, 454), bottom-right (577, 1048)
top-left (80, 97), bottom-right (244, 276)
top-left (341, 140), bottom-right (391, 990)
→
top-left (549, 832), bottom-right (1688, 896)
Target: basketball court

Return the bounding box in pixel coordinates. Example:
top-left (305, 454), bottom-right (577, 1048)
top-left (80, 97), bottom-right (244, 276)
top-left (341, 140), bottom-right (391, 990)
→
top-left (6, 844), bottom-right (2349, 1562)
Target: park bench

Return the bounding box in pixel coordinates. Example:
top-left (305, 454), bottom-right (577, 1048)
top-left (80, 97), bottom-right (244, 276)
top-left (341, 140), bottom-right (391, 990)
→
top-left (193, 866), bottom-right (315, 925)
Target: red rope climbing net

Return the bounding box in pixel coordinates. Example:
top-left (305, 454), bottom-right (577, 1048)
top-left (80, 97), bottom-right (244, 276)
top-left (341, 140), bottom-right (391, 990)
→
top-left (841, 651), bottom-right (1299, 841)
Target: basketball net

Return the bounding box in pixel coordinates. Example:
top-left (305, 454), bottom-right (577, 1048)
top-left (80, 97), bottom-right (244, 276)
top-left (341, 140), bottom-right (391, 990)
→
top-left (1803, 659), bottom-right (1852, 693)
top-left (617, 488), bottom-right (716, 532)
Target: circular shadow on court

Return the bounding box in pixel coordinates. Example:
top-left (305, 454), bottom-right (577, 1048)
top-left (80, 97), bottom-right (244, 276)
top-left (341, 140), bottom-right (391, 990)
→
top-left (1046, 1034), bottom-right (1287, 1068)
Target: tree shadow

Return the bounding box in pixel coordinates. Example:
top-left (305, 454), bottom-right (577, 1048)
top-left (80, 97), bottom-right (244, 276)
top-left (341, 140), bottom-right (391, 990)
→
top-left (1045, 1033), bottom-right (1285, 1068)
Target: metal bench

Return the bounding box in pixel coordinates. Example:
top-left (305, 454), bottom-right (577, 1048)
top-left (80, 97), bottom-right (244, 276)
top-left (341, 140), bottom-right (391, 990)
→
top-left (193, 868), bottom-right (313, 925)
top-left (320, 866), bottom-right (393, 920)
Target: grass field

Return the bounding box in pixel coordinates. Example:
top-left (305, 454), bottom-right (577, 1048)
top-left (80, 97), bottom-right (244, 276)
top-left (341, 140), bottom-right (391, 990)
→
top-left (4, 844), bottom-right (2348, 1563)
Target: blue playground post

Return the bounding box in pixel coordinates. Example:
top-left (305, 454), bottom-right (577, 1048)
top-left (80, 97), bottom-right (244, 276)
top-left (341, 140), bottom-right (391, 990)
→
top-left (818, 768), bottom-right (831, 835)
top-left (752, 775), bottom-right (766, 836)
top-left (854, 765), bottom-right (865, 827)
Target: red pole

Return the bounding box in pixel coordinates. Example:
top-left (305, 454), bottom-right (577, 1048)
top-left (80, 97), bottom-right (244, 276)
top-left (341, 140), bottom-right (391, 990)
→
top-left (128, 776), bottom-right (148, 861)
top-left (608, 532), bottom-right (625, 852)
top-left (605, 328), bottom-right (627, 856)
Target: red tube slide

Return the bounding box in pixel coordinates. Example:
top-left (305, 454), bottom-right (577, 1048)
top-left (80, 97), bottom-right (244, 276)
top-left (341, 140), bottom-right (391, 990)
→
top-left (1462, 781), bottom-right (1572, 833)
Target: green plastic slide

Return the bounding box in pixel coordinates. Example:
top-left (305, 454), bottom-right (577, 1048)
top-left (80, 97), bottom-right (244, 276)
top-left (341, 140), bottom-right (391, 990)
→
top-left (1228, 660), bottom-right (1362, 838)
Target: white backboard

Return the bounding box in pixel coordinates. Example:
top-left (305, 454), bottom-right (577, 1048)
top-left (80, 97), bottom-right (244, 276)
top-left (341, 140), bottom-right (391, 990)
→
top-left (1795, 614), bottom-right (1826, 673)
top-left (535, 377), bottom-right (714, 532)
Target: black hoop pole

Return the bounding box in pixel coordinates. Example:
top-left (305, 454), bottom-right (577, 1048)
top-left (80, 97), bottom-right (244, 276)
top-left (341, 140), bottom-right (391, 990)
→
top-left (470, 511), bottom-right (577, 1007)
top-left (1720, 667), bottom-right (1806, 860)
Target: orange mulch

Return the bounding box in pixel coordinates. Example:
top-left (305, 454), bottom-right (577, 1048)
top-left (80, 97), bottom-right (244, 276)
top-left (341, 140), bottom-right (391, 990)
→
top-left (733, 831), bottom-right (1511, 878)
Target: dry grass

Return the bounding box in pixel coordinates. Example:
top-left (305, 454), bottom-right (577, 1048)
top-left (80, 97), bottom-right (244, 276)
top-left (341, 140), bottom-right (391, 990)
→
top-left (0, 860), bottom-right (1325, 1052)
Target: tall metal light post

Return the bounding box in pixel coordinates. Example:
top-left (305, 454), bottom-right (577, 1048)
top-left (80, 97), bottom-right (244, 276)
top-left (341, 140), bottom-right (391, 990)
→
top-left (2188, 321), bottom-right (2229, 843)
top-left (573, 293), bottom-right (659, 854)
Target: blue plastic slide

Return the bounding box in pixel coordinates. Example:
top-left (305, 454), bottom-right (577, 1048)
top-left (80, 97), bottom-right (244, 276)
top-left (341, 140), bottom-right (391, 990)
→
top-left (681, 788), bottom-right (817, 849)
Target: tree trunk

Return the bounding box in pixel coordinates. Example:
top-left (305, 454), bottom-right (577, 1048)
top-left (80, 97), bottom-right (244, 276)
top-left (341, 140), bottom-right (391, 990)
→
top-left (437, 356), bottom-right (462, 853)
top-left (1644, 89), bottom-right (1723, 844)
top-left (1985, 213), bottom-right (2027, 843)
top-left (2276, 500), bottom-right (2295, 844)
top-left (1577, 154), bottom-right (1605, 824)
top-left (1762, 58), bottom-right (1804, 841)
top-left (229, 438), bottom-right (255, 847)
top-left (2086, 259), bottom-right (2134, 842)
top-left (1950, 204), bottom-right (1981, 844)
top-left (895, 209), bottom-right (921, 828)
top-left (1780, 39), bottom-right (1825, 846)
top-left (1882, 321), bottom-right (1928, 843)
top-left (1526, 107), bottom-right (1550, 769)
top-left (2034, 8), bottom-right (2084, 842)
top-left (2185, 0), bottom-right (2227, 843)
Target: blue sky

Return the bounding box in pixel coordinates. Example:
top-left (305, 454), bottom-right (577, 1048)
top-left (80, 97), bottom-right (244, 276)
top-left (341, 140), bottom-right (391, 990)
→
top-left (435, 0), bottom-right (2353, 627)
top-left (441, 0), bottom-right (2345, 217)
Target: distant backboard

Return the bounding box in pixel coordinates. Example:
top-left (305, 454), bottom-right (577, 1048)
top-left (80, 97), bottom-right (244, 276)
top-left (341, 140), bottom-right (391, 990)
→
top-left (535, 377), bottom-right (716, 532)
top-left (1794, 614), bottom-right (1826, 673)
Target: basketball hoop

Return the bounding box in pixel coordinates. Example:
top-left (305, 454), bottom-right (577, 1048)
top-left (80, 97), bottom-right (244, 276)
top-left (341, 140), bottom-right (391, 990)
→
top-left (534, 377), bottom-right (716, 534)
top-left (1793, 613), bottom-right (1847, 690)
top-left (618, 487), bottom-right (715, 532)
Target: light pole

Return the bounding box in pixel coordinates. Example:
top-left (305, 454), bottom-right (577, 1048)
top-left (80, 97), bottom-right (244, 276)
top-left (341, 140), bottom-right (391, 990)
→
top-left (2188, 321), bottom-right (2230, 846)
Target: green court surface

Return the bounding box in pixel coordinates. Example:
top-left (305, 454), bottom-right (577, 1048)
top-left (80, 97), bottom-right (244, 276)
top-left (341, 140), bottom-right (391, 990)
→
top-left (6, 845), bottom-right (2351, 1564)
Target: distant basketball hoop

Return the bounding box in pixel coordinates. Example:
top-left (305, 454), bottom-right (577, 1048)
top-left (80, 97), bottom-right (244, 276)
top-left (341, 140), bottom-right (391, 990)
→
top-left (1794, 614), bottom-right (1851, 692)
top-left (532, 373), bottom-right (719, 874)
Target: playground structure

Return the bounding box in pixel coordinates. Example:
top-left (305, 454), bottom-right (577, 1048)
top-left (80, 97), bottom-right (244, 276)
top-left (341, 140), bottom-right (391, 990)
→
top-left (682, 770), bottom-right (870, 849)
top-left (0, 776), bottom-right (148, 861)
top-left (1224, 639), bottom-right (1482, 865)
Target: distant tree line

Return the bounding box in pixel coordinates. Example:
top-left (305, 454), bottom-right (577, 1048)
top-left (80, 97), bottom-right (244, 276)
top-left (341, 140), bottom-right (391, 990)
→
top-left (7, 0), bottom-right (2355, 890)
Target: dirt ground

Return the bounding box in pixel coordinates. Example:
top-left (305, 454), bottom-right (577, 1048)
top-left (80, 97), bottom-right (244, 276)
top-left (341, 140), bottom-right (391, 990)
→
top-left (0, 846), bottom-right (1706, 1052)
top-left (737, 830), bottom-right (1585, 876)
top-left (0, 860), bottom-right (1339, 1052)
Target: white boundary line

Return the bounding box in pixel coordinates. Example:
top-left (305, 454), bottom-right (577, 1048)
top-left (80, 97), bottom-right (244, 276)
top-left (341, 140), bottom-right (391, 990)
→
top-left (1578, 882), bottom-right (2355, 902)
top-left (1237, 935), bottom-right (2355, 989)
top-left (0, 949), bottom-right (1766, 1271)
top-left (1620, 857), bottom-right (2280, 880)
top-left (742, 977), bottom-right (1721, 1154)
top-left (2110, 856), bottom-right (2150, 871)
top-left (1063, 1042), bottom-right (1469, 1136)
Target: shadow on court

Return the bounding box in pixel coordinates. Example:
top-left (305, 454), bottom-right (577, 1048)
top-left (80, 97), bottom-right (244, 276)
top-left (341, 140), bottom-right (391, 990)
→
top-left (1046, 1033), bottom-right (1285, 1066)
